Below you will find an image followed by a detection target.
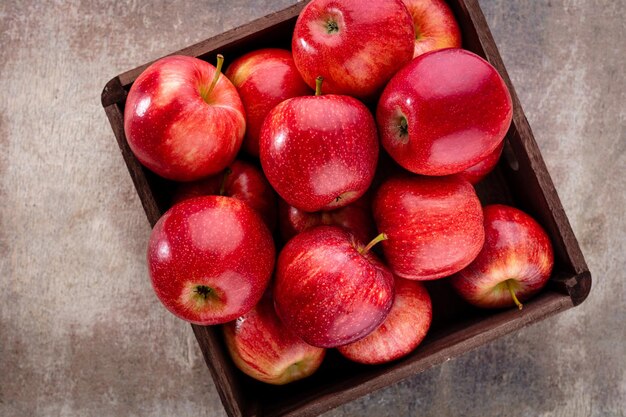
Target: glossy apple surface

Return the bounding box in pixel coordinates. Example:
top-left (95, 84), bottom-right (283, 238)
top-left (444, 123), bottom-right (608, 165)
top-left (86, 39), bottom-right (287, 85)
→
top-left (274, 226), bottom-right (394, 348)
top-left (338, 277), bottom-right (432, 364)
top-left (450, 204), bottom-right (554, 309)
top-left (377, 49), bottom-right (512, 176)
top-left (278, 196), bottom-right (375, 243)
top-left (292, 0), bottom-right (414, 100)
top-left (260, 85), bottom-right (378, 212)
top-left (147, 196), bottom-right (275, 324)
top-left (373, 175), bottom-right (484, 280)
top-left (124, 55), bottom-right (245, 181)
top-left (173, 160), bottom-right (277, 231)
top-left (459, 140), bottom-right (504, 184)
top-left (223, 294), bottom-right (325, 385)
top-left (401, 0), bottom-right (461, 58)
top-left (225, 49), bottom-right (311, 156)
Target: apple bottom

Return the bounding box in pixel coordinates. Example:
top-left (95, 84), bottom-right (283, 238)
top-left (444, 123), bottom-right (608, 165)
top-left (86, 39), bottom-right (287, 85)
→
top-left (338, 278), bottom-right (432, 365)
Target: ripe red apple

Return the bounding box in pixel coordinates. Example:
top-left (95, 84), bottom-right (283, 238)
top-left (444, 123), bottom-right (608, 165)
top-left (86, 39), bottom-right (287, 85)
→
top-left (124, 55), bottom-right (245, 181)
top-left (260, 78), bottom-right (379, 212)
top-left (450, 204), bottom-right (554, 310)
top-left (292, 0), bottom-right (414, 100)
top-left (172, 160), bottom-right (277, 231)
top-left (225, 48), bottom-right (311, 156)
top-left (373, 175), bottom-right (484, 280)
top-left (278, 195), bottom-right (375, 243)
top-left (377, 48), bottom-right (512, 176)
top-left (338, 277), bottom-right (432, 364)
top-left (274, 226), bottom-right (394, 348)
top-left (459, 140), bottom-right (504, 185)
top-left (147, 196), bottom-right (275, 324)
top-left (223, 294), bottom-right (325, 385)
top-left (401, 0), bottom-right (462, 58)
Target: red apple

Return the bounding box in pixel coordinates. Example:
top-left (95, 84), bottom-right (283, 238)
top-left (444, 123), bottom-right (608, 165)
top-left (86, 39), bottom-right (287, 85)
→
top-left (458, 140), bottom-right (504, 185)
top-left (260, 78), bottom-right (378, 212)
top-left (124, 55), bottom-right (245, 181)
top-left (225, 48), bottom-right (311, 156)
top-left (172, 160), bottom-right (277, 231)
top-left (274, 226), bottom-right (394, 348)
top-left (450, 204), bottom-right (554, 310)
top-left (338, 277), bottom-right (432, 364)
top-left (401, 0), bottom-right (462, 58)
top-left (377, 48), bottom-right (513, 176)
top-left (292, 0), bottom-right (414, 100)
top-left (147, 196), bottom-right (275, 324)
top-left (223, 294), bottom-right (325, 385)
top-left (373, 175), bottom-right (484, 280)
top-left (278, 195), bottom-right (375, 244)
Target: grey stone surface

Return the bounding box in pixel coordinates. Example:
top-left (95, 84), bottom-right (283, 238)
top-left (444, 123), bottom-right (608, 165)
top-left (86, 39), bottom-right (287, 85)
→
top-left (0, 0), bottom-right (623, 416)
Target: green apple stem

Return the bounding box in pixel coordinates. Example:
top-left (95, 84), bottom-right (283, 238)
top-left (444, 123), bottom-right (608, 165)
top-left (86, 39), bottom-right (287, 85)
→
top-left (206, 54), bottom-right (225, 98)
top-left (219, 167), bottom-right (232, 196)
top-left (506, 280), bottom-right (523, 310)
top-left (359, 233), bottom-right (388, 255)
top-left (315, 76), bottom-right (324, 96)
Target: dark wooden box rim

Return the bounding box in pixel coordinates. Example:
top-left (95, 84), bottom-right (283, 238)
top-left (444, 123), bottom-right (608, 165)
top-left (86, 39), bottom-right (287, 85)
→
top-left (101, 1), bottom-right (591, 416)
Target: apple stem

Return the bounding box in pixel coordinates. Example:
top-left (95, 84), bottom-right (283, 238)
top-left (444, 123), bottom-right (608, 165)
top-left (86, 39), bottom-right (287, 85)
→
top-left (219, 167), bottom-right (232, 196)
top-left (506, 280), bottom-right (523, 310)
top-left (206, 54), bottom-right (225, 98)
top-left (359, 233), bottom-right (388, 255)
top-left (315, 76), bottom-right (324, 96)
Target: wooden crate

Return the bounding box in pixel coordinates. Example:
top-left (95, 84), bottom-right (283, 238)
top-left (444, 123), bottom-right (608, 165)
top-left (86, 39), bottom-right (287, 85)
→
top-left (101, 1), bottom-right (591, 416)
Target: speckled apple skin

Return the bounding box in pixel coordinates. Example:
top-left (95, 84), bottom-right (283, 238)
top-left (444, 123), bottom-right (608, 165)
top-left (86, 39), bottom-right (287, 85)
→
top-left (450, 204), bottom-right (554, 309)
top-left (147, 196), bottom-right (275, 325)
top-left (124, 55), bottom-right (245, 181)
top-left (459, 140), bottom-right (504, 185)
top-left (377, 49), bottom-right (512, 176)
top-left (172, 160), bottom-right (277, 231)
top-left (222, 295), bottom-right (325, 385)
top-left (338, 277), bottom-right (432, 364)
top-left (373, 175), bottom-right (485, 280)
top-left (225, 49), bottom-right (311, 157)
top-left (274, 226), bottom-right (394, 348)
top-left (401, 0), bottom-right (461, 58)
top-left (292, 0), bottom-right (414, 100)
top-left (278, 195), bottom-right (375, 244)
top-left (259, 94), bottom-right (378, 212)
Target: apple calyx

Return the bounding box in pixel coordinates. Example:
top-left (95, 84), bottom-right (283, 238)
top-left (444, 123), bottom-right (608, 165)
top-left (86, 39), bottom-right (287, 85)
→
top-left (325, 19), bottom-right (339, 34)
top-left (202, 54), bottom-right (225, 102)
top-left (359, 232), bottom-right (388, 255)
top-left (505, 279), bottom-right (523, 310)
top-left (191, 284), bottom-right (220, 308)
top-left (218, 167), bottom-right (232, 196)
top-left (315, 76), bottom-right (324, 96)
top-left (398, 115), bottom-right (409, 137)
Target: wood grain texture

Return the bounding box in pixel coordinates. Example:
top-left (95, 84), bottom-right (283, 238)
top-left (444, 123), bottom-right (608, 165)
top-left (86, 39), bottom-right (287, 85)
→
top-left (100, 1), bottom-right (592, 416)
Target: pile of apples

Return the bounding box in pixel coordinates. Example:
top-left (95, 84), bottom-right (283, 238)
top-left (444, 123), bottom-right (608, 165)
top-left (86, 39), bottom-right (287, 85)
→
top-left (124, 0), bottom-right (555, 385)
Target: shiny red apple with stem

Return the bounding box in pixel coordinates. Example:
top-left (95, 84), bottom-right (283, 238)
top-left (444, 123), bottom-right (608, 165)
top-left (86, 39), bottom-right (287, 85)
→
top-left (124, 55), bottom-right (245, 181)
top-left (274, 226), bottom-right (394, 348)
top-left (450, 204), bottom-right (554, 310)
top-left (225, 48), bottom-right (311, 156)
top-left (260, 77), bottom-right (379, 212)
top-left (373, 175), bottom-right (484, 280)
top-left (338, 277), bottom-right (432, 364)
top-left (278, 195), bottom-right (375, 244)
top-left (223, 293), bottom-right (325, 385)
top-left (172, 160), bottom-right (277, 231)
top-left (292, 0), bottom-right (414, 100)
top-left (147, 196), bottom-right (275, 324)
top-left (377, 48), bottom-right (512, 176)
top-left (401, 0), bottom-right (462, 58)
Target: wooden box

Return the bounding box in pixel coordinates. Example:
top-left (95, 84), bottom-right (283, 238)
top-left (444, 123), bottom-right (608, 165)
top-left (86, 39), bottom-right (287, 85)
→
top-left (101, 1), bottom-right (591, 416)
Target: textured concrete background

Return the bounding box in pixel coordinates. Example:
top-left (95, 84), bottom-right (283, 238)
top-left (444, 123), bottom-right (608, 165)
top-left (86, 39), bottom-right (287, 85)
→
top-left (1, 0), bottom-right (624, 416)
